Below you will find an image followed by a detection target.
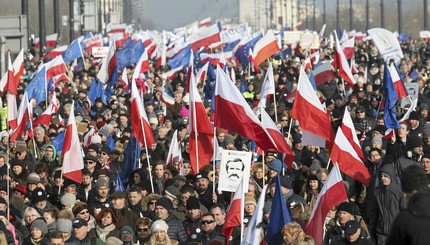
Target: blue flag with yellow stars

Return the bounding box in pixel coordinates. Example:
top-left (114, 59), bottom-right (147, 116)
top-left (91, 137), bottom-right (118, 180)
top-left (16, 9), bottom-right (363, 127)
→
top-left (167, 45), bottom-right (191, 69)
top-left (235, 34), bottom-right (263, 68)
top-left (116, 40), bottom-right (145, 69)
top-left (62, 39), bottom-right (84, 63)
top-left (25, 67), bottom-right (47, 106)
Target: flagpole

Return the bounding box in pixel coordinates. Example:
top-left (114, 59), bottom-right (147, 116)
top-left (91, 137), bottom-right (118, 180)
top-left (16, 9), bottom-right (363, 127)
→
top-left (375, 94), bottom-right (384, 119)
top-left (287, 118), bottom-right (294, 142)
top-left (240, 177), bottom-right (245, 243)
top-left (260, 107), bottom-right (266, 187)
top-left (5, 117), bottom-right (9, 222)
top-left (192, 99), bottom-right (200, 173)
top-left (212, 126), bottom-right (216, 194)
top-left (140, 121), bottom-right (155, 193)
top-left (262, 150), bottom-right (265, 187)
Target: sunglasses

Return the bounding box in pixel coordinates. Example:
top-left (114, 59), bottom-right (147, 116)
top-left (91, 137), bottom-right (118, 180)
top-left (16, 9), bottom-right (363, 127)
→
top-left (201, 220), bottom-right (215, 225)
top-left (101, 152), bottom-right (108, 156)
top-left (138, 228), bottom-right (149, 232)
top-left (79, 210), bottom-right (89, 215)
top-left (84, 161), bottom-right (94, 165)
top-left (149, 201), bottom-right (157, 205)
top-left (357, 111), bottom-right (365, 114)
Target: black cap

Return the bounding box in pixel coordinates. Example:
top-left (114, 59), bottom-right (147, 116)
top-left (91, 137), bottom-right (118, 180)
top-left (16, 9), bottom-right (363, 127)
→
top-left (186, 196), bottom-right (201, 210)
top-left (72, 218), bottom-right (88, 228)
top-left (195, 172), bottom-right (209, 180)
top-left (343, 220), bottom-right (361, 235)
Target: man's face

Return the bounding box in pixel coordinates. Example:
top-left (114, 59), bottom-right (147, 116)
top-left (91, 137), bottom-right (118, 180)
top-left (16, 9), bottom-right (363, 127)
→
top-left (49, 238), bottom-right (64, 245)
top-left (121, 231), bottom-right (133, 242)
top-left (73, 226), bottom-right (88, 240)
top-left (187, 209), bottom-right (200, 219)
top-left (410, 119), bottom-right (419, 128)
top-left (398, 124), bottom-right (409, 137)
top-left (155, 164), bottom-right (164, 179)
top-left (65, 185), bottom-right (77, 195)
top-left (422, 157), bottom-right (430, 173)
top-left (338, 211), bottom-right (353, 225)
top-left (82, 175), bottom-right (92, 186)
top-left (45, 147), bottom-right (54, 158)
top-left (129, 191), bottom-right (141, 206)
top-left (227, 161), bottom-right (243, 181)
top-left (97, 186), bottom-right (109, 198)
top-left (412, 146), bottom-right (423, 155)
top-left (217, 133), bottom-right (225, 143)
top-left (370, 151), bottom-right (381, 163)
top-left (210, 207), bottom-right (225, 225)
top-left (201, 216), bottom-right (217, 233)
top-left (195, 178), bottom-right (209, 193)
top-left (155, 206), bottom-right (169, 220)
top-left (36, 200), bottom-right (47, 210)
top-left (35, 130), bottom-right (44, 142)
top-left (112, 198), bottom-right (126, 209)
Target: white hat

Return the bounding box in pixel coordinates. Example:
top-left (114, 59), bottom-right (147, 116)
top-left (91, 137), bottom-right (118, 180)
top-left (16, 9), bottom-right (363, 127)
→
top-left (151, 220), bottom-right (169, 233)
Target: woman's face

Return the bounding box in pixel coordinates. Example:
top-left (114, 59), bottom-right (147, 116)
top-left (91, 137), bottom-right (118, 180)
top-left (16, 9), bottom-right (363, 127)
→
top-left (1, 136), bottom-right (8, 145)
top-left (77, 209), bottom-right (90, 221)
top-left (31, 228), bottom-right (43, 239)
top-left (101, 212), bottom-right (113, 226)
top-left (12, 165), bottom-right (22, 175)
top-left (309, 180), bottom-right (319, 190)
top-left (25, 212), bottom-right (38, 225)
top-left (254, 168), bottom-right (264, 179)
top-left (183, 163), bottom-right (192, 175)
top-left (154, 230), bottom-right (166, 241)
top-left (283, 230), bottom-right (297, 245)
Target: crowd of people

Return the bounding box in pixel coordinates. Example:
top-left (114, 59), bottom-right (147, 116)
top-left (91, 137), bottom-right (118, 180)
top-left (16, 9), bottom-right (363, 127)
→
top-left (0, 25), bottom-right (430, 245)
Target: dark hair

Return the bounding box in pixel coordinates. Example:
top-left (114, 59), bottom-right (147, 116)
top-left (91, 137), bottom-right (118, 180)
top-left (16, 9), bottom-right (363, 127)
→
top-left (210, 204), bottom-right (226, 215)
top-left (43, 208), bottom-right (59, 221)
top-left (49, 231), bottom-right (64, 241)
top-left (129, 186), bottom-right (142, 194)
top-left (201, 213), bottom-right (215, 220)
top-left (95, 208), bottom-right (118, 227)
top-left (225, 158), bottom-right (245, 172)
top-left (370, 148), bottom-right (383, 156)
top-left (180, 185), bottom-right (195, 195)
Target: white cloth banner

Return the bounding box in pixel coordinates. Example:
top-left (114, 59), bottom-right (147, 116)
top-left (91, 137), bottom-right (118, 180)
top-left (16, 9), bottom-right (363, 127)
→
top-left (367, 28), bottom-right (404, 64)
top-left (218, 150), bottom-right (252, 192)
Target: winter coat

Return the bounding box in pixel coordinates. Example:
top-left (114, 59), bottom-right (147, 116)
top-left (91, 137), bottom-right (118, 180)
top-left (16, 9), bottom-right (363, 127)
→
top-left (367, 164), bottom-right (406, 237)
top-left (164, 214), bottom-right (187, 245)
top-left (112, 207), bottom-right (139, 229)
top-left (386, 188), bottom-right (430, 245)
top-left (395, 155), bottom-right (421, 177)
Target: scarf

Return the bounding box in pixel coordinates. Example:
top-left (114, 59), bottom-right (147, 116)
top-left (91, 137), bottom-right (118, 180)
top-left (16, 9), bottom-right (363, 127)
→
top-left (96, 223), bottom-right (116, 242)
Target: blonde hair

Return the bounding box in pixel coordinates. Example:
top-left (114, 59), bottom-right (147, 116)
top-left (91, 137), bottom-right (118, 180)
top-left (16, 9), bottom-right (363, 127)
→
top-left (148, 230), bottom-right (172, 245)
top-left (22, 206), bottom-right (41, 225)
top-left (0, 230), bottom-right (7, 245)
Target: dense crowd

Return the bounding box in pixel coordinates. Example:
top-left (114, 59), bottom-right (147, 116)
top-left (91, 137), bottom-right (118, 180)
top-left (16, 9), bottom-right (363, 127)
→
top-left (0, 28), bottom-right (430, 245)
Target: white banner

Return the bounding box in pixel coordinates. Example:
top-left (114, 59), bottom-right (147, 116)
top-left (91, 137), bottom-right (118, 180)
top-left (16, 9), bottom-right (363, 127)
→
top-left (367, 28), bottom-right (404, 64)
top-left (91, 47), bottom-right (109, 58)
top-left (218, 150), bottom-right (252, 192)
top-left (221, 23), bottom-right (250, 43)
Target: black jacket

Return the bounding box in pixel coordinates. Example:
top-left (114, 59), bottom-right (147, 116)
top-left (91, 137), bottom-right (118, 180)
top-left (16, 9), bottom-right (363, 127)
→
top-left (387, 188), bottom-right (430, 245)
top-left (164, 214), bottom-right (187, 245)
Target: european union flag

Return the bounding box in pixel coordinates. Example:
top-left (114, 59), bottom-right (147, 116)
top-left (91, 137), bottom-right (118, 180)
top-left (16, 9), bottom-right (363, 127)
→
top-left (224, 39), bottom-right (240, 52)
top-left (116, 41), bottom-right (145, 69)
top-left (87, 79), bottom-right (107, 105)
top-left (121, 134), bottom-right (140, 184)
top-left (235, 34), bottom-right (263, 68)
top-left (62, 39), bottom-right (84, 63)
top-left (51, 132), bottom-right (65, 156)
top-left (115, 174), bottom-right (125, 192)
top-left (167, 45), bottom-right (191, 69)
top-left (25, 67), bottom-right (47, 106)
top-left (265, 174), bottom-right (291, 244)
top-left (194, 48), bottom-right (207, 69)
top-left (383, 62), bottom-right (401, 129)
top-left (80, 32), bottom-right (93, 49)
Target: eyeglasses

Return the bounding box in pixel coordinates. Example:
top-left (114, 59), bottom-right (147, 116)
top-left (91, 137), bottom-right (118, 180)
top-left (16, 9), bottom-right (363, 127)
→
top-left (137, 227), bottom-right (149, 232)
top-left (183, 166), bottom-right (191, 169)
top-left (201, 220), bottom-right (215, 225)
top-left (79, 210), bottom-right (89, 215)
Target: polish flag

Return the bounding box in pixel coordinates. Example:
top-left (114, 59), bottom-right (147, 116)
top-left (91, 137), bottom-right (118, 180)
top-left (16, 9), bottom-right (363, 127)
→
top-left (44, 55), bottom-right (68, 82)
top-left (253, 30), bottom-right (280, 67)
top-left (384, 98), bottom-right (418, 139)
top-left (248, 49), bottom-right (259, 72)
top-left (166, 130), bottom-right (182, 166)
top-left (62, 102), bottom-right (84, 183)
top-left (132, 49), bottom-right (150, 79)
top-left (334, 32), bottom-right (355, 87)
top-left (97, 44), bottom-right (117, 85)
top-left (303, 58), bottom-right (312, 70)
top-left (292, 65), bottom-right (335, 143)
top-left (200, 51), bottom-right (233, 66)
top-left (7, 94), bottom-right (18, 131)
top-left (10, 93), bottom-right (31, 142)
top-left (5, 51), bottom-right (18, 95)
top-left (12, 49), bottom-right (25, 82)
top-left (258, 62), bottom-right (275, 108)
top-left (199, 17), bottom-right (211, 27)
top-left (83, 128), bottom-right (95, 148)
top-left (295, 21), bottom-right (304, 30)
top-left (341, 36), bottom-right (355, 59)
top-left (163, 66), bottom-right (184, 81)
top-left (195, 62), bottom-right (209, 82)
top-left (42, 45), bottom-right (68, 59)
top-left (120, 68), bottom-right (130, 91)
top-left (33, 93), bottom-right (59, 128)
top-left (214, 67), bottom-right (278, 152)
top-left (83, 34), bottom-right (103, 52)
top-left (261, 109), bottom-right (294, 171)
top-left (52, 73), bottom-right (71, 88)
top-left (312, 61), bottom-right (336, 86)
top-left (331, 111), bottom-right (372, 186)
top-left (189, 72), bottom-right (214, 174)
top-left (160, 85), bottom-right (175, 106)
top-left (389, 63), bottom-right (408, 99)
top-left (309, 50), bottom-right (320, 65)
top-left (130, 80), bottom-right (155, 148)
top-left (189, 22), bottom-right (221, 50)
top-left (307, 163), bottom-right (347, 245)
top-left (166, 39), bottom-right (187, 59)
top-left (222, 175), bottom-right (245, 244)
top-left (34, 33), bottom-right (58, 48)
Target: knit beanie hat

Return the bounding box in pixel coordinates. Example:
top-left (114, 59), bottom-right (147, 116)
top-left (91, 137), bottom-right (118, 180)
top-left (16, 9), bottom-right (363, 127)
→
top-left (105, 237), bottom-right (123, 245)
top-left (30, 188), bottom-right (48, 204)
top-left (72, 202), bottom-right (89, 216)
top-left (57, 218), bottom-right (72, 233)
top-left (269, 159), bottom-right (283, 173)
top-left (95, 179), bottom-right (109, 190)
top-left (27, 173), bottom-right (41, 184)
top-left (31, 219), bottom-right (48, 235)
top-left (164, 186), bottom-right (180, 200)
top-left (244, 196), bottom-right (256, 206)
top-left (156, 197), bottom-right (173, 210)
top-left (151, 220), bottom-right (169, 233)
top-left (371, 135), bottom-right (382, 145)
top-left (99, 127), bottom-right (110, 138)
top-left (337, 202), bottom-right (355, 215)
top-left (60, 193), bottom-right (76, 207)
top-left (186, 196), bottom-right (200, 210)
top-left (120, 226), bottom-right (135, 237)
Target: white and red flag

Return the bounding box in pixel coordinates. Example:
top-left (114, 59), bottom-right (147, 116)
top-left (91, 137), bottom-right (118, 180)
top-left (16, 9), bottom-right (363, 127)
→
top-left (261, 109), bottom-right (294, 171)
top-left (334, 31), bottom-right (355, 87)
top-left (189, 72), bottom-right (214, 174)
top-left (12, 49), bottom-right (25, 82)
top-left (332, 109), bottom-right (372, 186)
top-left (34, 33), bottom-right (58, 48)
top-left (253, 30), bottom-right (280, 67)
top-left (83, 34), bottom-right (103, 52)
top-left (83, 128), bottom-right (95, 148)
top-left (97, 44), bottom-right (117, 84)
top-left (10, 93), bottom-right (31, 142)
top-left (44, 55), bottom-right (68, 82)
top-left (166, 130), bottom-right (182, 166)
top-left (42, 45), bottom-right (68, 59)
top-left (307, 163), bottom-right (348, 245)
top-left (132, 48), bottom-right (150, 78)
top-left (388, 63), bottom-right (408, 99)
top-left (214, 67), bottom-right (278, 152)
top-left (33, 93), bottom-right (59, 128)
top-left (258, 62), bottom-right (275, 108)
top-left (341, 36), bottom-right (355, 59)
top-left (189, 22), bottom-right (222, 50)
top-left (130, 80), bottom-right (155, 148)
top-left (62, 102), bottom-right (84, 183)
top-left (291, 65), bottom-right (335, 144)
top-left (222, 174), bottom-right (245, 244)
top-left (199, 17), bottom-right (211, 27)
top-left (312, 61), bottom-right (336, 86)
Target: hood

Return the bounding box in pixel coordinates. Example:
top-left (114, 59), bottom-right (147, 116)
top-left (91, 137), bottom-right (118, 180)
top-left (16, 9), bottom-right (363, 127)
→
top-left (379, 163), bottom-right (396, 182)
top-left (42, 144), bottom-right (57, 162)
